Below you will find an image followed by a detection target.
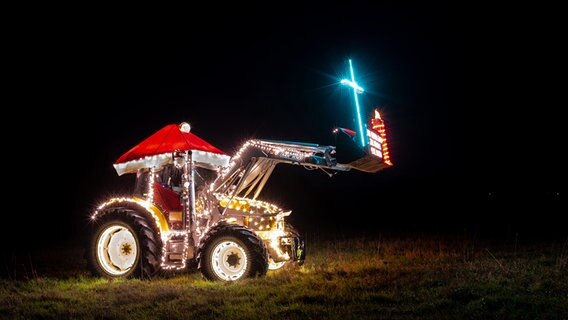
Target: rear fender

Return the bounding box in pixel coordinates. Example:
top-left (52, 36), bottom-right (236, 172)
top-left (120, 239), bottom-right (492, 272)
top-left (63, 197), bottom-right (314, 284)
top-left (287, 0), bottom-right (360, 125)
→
top-left (91, 196), bottom-right (170, 237)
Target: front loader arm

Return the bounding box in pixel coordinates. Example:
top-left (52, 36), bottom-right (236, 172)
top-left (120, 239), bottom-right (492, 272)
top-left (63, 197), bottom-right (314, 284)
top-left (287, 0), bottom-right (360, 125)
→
top-left (212, 109), bottom-right (392, 200)
top-left (212, 140), bottom-right (349, 200)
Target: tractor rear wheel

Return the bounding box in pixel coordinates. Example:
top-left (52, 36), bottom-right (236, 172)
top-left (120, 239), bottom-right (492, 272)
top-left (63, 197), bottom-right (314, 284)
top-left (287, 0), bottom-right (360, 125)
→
top-left (87, 210), bottom-right (162, 278)
top-left (198, 224), bottom-right (267, 281)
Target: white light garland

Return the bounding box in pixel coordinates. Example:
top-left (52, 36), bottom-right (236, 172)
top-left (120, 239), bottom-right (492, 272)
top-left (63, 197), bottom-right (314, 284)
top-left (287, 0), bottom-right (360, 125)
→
top-left (92, 197), bottom-right (169, 241)
top-left (221, 140), bottom-right (322, 176)
top-left (147, 167), bottom-right (155, 203)
top-left (97, 136), bottom-right (332, 274)
top-left (160, 231), bottom-right (189, 270)
top-left (250, 140), bottom-right (314, 162)
top-left (221, 141), bottom-right (252, 176)
top-left (114, 150), bottom-right (230, 176)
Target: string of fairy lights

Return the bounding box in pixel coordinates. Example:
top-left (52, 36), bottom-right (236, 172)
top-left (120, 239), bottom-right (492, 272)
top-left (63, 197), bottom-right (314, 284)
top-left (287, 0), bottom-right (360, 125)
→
top-left (370, 111), bottom-right (392, 166)
top-left (220, 139), bottom-right (322, 177)
top-left (160, 231), bottom-right (189, 270)
top-left (92, 197), bottom-right (168, 242)
top-left (147, 167), bottom-right (155, 203)
top-left (250, 140), bottom-right (316, 162)
top-left (217, 194), bottom-right (282, 214)
top-left (91, 59), bottom-right (394, 276)
top-left (94, 122), bottom-right (391, 270)
top-left (93, 173), bottom-right (291, 270)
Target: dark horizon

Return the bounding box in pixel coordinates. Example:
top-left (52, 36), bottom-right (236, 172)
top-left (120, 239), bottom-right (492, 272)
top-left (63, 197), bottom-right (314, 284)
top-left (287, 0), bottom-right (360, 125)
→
top-left (6, 4), bottom-right (564, 253)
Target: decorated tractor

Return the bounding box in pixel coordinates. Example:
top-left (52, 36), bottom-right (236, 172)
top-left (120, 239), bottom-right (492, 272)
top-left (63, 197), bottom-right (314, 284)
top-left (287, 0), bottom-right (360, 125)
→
top-left (87, 110), bottom-right (392, 281)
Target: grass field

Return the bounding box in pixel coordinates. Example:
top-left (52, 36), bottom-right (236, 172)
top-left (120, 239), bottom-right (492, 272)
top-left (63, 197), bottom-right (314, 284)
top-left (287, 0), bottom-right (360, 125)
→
top-left (1, 236), bottom-right (567, 319)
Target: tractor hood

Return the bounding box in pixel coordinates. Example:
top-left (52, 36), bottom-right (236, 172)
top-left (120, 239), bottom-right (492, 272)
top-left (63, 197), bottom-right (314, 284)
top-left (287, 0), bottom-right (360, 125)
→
top-left (113, 122), bottom-right (230, 175)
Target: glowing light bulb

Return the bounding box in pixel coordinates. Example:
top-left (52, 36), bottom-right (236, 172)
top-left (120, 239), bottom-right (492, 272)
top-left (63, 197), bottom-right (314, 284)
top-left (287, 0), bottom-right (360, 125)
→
top-left (179, 122), bottom-right (191, 133)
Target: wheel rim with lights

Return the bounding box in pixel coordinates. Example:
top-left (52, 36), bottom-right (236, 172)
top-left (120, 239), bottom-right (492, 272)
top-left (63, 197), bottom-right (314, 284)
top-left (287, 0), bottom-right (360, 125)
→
top-left (268, 259), bottom-right (286, 270)
top-left (96, 224), bottom-right (138, 276)
top-left (211, 241), bottom-right (248, 281)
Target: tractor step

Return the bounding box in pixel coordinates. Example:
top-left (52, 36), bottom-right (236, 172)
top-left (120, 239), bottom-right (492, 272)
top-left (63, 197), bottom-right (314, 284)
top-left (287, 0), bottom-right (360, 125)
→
top-left (162, 238), bottom-right (188, 267)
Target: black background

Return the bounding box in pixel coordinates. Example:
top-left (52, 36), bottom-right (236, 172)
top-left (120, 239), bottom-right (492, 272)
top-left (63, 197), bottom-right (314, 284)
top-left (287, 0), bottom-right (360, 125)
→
top-left (6, 4), bottom-right (564, 252)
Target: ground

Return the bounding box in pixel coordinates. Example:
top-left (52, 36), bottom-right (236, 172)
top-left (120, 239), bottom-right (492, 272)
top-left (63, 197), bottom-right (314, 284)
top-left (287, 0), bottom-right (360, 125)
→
top-left (1, 237), bottom-right (567, 319)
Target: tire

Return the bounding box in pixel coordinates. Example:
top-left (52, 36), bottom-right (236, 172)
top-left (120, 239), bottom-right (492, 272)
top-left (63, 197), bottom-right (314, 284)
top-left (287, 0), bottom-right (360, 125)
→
top-left (198, 224), bottom-right (268, 281)
top-left (87, 209), bottom-right (162, 279)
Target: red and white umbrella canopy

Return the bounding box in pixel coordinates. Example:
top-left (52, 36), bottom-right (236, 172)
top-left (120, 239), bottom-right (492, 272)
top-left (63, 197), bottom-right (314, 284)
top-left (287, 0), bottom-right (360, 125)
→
top-left (113, 122), bottom-right (230, 175)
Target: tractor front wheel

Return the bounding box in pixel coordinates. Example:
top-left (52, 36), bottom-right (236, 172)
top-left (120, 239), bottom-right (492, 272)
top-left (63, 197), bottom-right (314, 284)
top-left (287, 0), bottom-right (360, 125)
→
top-left (268, 259), bottom-right (287, 270)
top-left (198, 224), bottom-right (267, 281)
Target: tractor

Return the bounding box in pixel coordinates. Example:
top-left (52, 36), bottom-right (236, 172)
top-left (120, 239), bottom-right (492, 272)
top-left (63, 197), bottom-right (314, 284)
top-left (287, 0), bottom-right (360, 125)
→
top-left (87, 110), bottom-right (392, 281)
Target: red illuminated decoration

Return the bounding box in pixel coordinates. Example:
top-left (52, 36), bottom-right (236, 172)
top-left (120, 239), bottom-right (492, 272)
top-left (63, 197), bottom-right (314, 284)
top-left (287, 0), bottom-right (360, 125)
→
top-left (343, 109), bottom-right (392, 173)
top-left (368, 109), bottom-right (393, 166)
top-left (116, 123), bottom-right (225, 163)
top-left (335, 127), bottom-right (357, 138)
top-left (113, 123), bottom-right (231, 175)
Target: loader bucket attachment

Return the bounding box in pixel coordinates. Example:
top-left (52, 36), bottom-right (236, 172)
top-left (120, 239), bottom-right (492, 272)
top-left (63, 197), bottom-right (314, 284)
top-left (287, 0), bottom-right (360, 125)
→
top-left (337, 109), bottom-right (393, 173)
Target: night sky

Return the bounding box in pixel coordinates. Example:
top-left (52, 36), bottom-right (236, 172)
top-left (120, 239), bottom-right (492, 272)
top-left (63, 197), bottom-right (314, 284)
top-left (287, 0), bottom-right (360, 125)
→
top-left (9, 4), bottom-right (564, 251)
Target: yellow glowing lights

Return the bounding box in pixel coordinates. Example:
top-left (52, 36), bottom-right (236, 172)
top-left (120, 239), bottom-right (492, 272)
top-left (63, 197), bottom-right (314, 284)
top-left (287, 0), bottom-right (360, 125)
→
top-left (268, 230), bottom-right (290, 260)
top-left (92, 197), bottom-right (170, 236)
top-left (216, 194), bottom-right (282, 214)
top-left (370, 109), bottom-right (393, 166)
